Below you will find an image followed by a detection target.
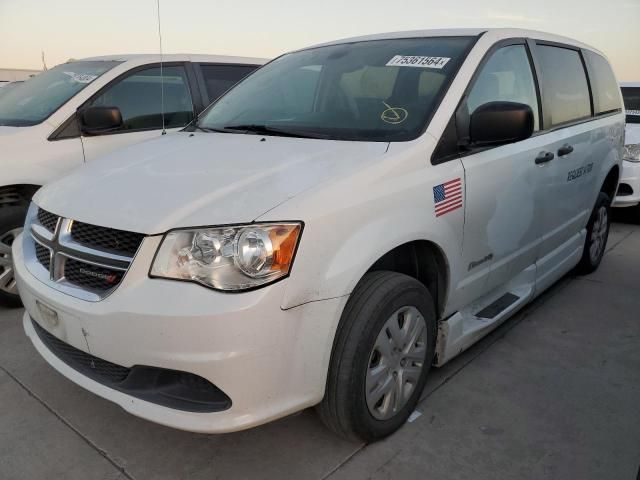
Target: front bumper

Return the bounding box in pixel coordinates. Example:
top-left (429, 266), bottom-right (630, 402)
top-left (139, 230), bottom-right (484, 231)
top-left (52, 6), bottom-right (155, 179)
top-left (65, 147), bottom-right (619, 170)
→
top-left (15, 234), bottom-right (347, 433)
top-left (613, 160), bottom-right (640, 208)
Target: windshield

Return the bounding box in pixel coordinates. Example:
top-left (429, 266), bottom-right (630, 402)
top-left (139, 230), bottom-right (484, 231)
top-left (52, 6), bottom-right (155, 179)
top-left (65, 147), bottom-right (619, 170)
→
top-left (622, 87), bottom-right (640, 124)
top-left (197, 37), bottom-right (475, 141)
top-left (0, 61), bottom-right (120, 126)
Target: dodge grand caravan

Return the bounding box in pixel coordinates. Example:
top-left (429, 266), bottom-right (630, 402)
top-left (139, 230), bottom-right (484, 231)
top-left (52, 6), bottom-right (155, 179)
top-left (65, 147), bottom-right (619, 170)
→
top-left (14, 29), bottom-right (623, 441)
top-left (0, 54), bottom-right (266, 306)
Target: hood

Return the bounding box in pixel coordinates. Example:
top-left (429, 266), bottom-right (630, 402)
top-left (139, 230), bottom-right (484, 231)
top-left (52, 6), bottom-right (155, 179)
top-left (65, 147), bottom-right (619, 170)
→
top-left (35, 132), bottom-right (389, 234)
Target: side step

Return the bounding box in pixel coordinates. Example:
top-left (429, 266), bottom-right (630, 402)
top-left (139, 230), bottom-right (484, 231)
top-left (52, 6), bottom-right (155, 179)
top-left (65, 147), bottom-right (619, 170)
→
top-left (434, 264), bottom-right (537, 367)
top-left (475, 293), bottom-right (520, 319)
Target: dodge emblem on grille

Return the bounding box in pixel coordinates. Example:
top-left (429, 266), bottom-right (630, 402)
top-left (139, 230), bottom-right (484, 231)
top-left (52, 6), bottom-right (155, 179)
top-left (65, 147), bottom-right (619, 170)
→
top-left (79, 267), bottom-right (118, 284)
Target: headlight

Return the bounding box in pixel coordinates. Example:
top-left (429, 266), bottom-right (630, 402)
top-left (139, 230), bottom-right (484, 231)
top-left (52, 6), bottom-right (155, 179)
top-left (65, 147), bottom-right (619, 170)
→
top-left (623, 144), bottom-right (640, 163)
top-left (150, 222), bottom-right (302, 291)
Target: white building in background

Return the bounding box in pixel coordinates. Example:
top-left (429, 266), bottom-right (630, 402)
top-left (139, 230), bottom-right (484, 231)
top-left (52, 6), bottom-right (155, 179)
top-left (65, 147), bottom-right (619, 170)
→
top-left (0, 68), bottom-right (41, 85)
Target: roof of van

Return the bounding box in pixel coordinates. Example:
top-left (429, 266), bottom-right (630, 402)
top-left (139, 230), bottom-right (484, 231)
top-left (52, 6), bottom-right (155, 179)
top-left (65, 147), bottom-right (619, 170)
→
top-left (306, 28), bottom-right (601, 54)
top-left (620, 82), bottom-right (640, 88)
top-left (74, 54), bottom-right (268, 65)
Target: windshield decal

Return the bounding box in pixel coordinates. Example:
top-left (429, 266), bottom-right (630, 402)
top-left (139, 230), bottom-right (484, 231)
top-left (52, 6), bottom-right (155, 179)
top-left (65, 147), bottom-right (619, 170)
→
top-left (386, 55), bottom-right (450, 69)
top-left (380, 101), bottom-right (408, 124)
top-left (63, 72), bottom-right (98, 84)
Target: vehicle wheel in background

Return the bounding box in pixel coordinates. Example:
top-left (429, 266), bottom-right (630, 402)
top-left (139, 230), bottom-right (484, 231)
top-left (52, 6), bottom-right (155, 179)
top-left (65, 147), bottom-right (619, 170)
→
top-left (0, 206), bottom-right (27, 307)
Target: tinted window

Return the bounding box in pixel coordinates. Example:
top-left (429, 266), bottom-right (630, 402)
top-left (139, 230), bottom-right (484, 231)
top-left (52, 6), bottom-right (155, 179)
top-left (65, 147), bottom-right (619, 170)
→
top-left (197, 37), bottom-right (475, 142)
top-left (467, 45), bottom-right (539, 131)
top-left (200, 64), bottom-right (257, 103)
top-left (537, 46), bottom-right (591, 126)
top-left (89, 65), bottom-right (193, 131)
top-left (621, 87), bottom-right (640, 124)
top-left (0, 61), bottom-right (119, 126)
top-left (585, 51), bottom-right (621, 114)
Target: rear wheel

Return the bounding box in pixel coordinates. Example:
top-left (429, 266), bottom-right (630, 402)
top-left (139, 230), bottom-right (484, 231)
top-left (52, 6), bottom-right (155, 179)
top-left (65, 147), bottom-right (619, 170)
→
top-left (317, 271), bottom-right (436, 442)
top-left (575, 192), bottom-right (611, 275)
top-left (0, 206), bottom-right (27, 307)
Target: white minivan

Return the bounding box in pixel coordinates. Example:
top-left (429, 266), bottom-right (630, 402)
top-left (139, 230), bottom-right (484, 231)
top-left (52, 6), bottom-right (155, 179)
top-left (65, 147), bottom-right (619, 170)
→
top-left (0, 54), bottom-right (266, 305)
top-left (14, 29), bottom-right (623, 441)
top-left (613, 82), bottom-right (640, 214)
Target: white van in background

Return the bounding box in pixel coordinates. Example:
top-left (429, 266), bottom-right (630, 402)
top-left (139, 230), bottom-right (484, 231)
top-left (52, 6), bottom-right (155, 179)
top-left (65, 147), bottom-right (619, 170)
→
top-left (613, 82), bottom-right (640, 215)
top-left (0, 54), bottom-right (267, 305)
top-left (13, 29), bottom-right (623, 441)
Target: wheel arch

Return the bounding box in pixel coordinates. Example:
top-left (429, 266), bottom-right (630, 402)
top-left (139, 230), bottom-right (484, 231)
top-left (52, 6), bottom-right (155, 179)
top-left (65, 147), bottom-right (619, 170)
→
top-left (600, 165), bottom-right (619, 200)
top-left (0, 184), bottom-right (41, 208)
top-left (365, 239), bottom-right (450, 319)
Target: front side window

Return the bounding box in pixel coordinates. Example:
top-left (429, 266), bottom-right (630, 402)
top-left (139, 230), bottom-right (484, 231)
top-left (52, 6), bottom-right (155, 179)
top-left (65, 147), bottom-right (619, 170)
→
top-left (467, 44), bottom-right (540, 131)
top-left (196, 37), bottom-right (475, 141)
top-left (88, 65), bottom-right (193, 131)
top-left (200, 64), bottom-right (257, 103)
top-left (0, 61), bottom-right (120, 127)
top-left (621, 87), bottom-right (640, 124)
top-left (537, 45), bottom-right (591, 127)
top-left (584, 51), bottom-right (622, 115)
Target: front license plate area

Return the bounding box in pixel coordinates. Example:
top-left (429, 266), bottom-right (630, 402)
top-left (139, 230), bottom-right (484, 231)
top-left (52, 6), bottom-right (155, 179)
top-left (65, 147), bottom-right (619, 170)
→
top-left (36, 300), bottom-right (59, 330)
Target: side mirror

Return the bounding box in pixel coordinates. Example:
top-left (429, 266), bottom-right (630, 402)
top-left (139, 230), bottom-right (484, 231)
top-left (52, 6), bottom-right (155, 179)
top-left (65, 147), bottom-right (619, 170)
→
top-left (469, 101), bottom-right (534, 146)
top-left (79, 106), bottom-right (123, 134)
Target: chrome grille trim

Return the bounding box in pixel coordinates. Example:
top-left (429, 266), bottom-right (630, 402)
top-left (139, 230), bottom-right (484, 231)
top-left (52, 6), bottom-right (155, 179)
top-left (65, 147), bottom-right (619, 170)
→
top-left (23, 204), bottom-right (144, 301)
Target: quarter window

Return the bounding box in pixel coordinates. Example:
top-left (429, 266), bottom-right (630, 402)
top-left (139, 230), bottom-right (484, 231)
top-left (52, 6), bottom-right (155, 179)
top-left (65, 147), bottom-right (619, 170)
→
top-left (584, 51), bottom-right (621, 115)
top-left (537, 46), bottom-right (591, 126)
top-left (88, 65), bottom-right (193, 131)
top-left (199, 64), bottom-right (257, 103)
top-left (467, 45), bottom-right (540, 131)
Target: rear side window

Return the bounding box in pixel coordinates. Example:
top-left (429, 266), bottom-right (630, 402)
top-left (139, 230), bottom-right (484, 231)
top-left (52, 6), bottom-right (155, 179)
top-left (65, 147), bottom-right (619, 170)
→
top-left (537, 45), bottom-right (591, 126)
top-left (621, 87), bottom-right (640, 124)
top-left (584, 51), bottom-right (622, 115)
top-left (89, 65), bottom-right (193, 131)
top-left (467, 44), bottom-right (540, 131)
top-left (200, 64), bottom-right (257, 103)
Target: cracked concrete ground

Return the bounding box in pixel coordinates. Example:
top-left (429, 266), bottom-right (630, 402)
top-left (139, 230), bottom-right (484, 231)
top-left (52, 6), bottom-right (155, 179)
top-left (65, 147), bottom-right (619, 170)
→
top-left (1, 217), bottom-right (639, 480)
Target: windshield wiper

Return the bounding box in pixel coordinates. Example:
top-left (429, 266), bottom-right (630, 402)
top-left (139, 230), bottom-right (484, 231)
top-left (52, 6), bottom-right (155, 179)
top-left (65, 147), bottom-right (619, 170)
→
top-left (185, 124), bottom-right (238, 134)
top-left (222, 124), bottom-right (329, 139)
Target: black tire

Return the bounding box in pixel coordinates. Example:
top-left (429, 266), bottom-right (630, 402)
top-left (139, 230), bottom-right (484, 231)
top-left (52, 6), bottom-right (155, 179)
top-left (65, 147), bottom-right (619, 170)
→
top-left (575, 192), bottom-right (611, 275)
top-left (0, 206), bottom-right (28, 308)
top-left (317, 271), bottom-right (437, 442)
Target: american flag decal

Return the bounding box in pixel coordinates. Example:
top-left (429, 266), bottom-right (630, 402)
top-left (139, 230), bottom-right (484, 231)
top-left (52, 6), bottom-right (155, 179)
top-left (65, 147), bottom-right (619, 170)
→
top-left (433, 178), bottom-right (463, 217)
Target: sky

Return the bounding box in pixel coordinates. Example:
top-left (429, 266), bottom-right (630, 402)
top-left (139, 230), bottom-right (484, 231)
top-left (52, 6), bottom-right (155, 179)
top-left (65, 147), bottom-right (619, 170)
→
top-left (0, 0), bottom-right (638, 80)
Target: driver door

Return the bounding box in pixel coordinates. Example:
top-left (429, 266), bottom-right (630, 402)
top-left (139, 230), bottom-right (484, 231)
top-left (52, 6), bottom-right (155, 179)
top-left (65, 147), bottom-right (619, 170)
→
top-left (458, 42), bottom-right (550, 303)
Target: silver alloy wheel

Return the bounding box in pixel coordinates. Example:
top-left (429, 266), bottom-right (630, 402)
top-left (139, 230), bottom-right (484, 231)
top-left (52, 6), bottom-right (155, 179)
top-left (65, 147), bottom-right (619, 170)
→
top-left (589, 206), bottom-right (608, 263)
top-left (365, 305), bottom-right (428, 420)
top-left (0, 227), bottom-right (22, 295)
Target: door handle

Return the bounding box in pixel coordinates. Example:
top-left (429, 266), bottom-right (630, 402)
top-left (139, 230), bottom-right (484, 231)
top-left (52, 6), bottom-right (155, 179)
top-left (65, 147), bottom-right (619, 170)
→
top-left (557, 144), bottom-right (574, 156)
top-left (535, 151), bottom-right (555, 165)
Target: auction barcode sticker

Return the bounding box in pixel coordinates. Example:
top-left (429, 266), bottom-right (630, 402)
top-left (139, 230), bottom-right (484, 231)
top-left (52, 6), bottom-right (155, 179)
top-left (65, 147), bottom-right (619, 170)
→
top-left (386, 55), bottom-right (451, 69)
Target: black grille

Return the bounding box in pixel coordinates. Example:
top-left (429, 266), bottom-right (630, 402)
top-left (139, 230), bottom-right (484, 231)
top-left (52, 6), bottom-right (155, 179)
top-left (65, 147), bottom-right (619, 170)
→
top-left (71, 221), bottom-right (144, 257)
top-left (617, 183), bottom-right (633, 197)
top-left (63, 257), bottom-right (124, 291)
top-left (31, 318), bottom-right (231, 413)
top-left (37, 208), bottom-right (59, 233)
top-left (32, 318), bottom-right (130, 383)
top-left (35, 244), bottom-right (51, 270)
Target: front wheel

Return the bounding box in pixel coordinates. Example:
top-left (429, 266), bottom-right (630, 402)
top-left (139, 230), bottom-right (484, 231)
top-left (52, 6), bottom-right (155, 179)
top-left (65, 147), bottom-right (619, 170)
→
top-left (0, 206), bottom-right (27, 307)
top-left (575, 192), bottom-right (611, 275)
top-left (317, 271), bottom-right (436, 442)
